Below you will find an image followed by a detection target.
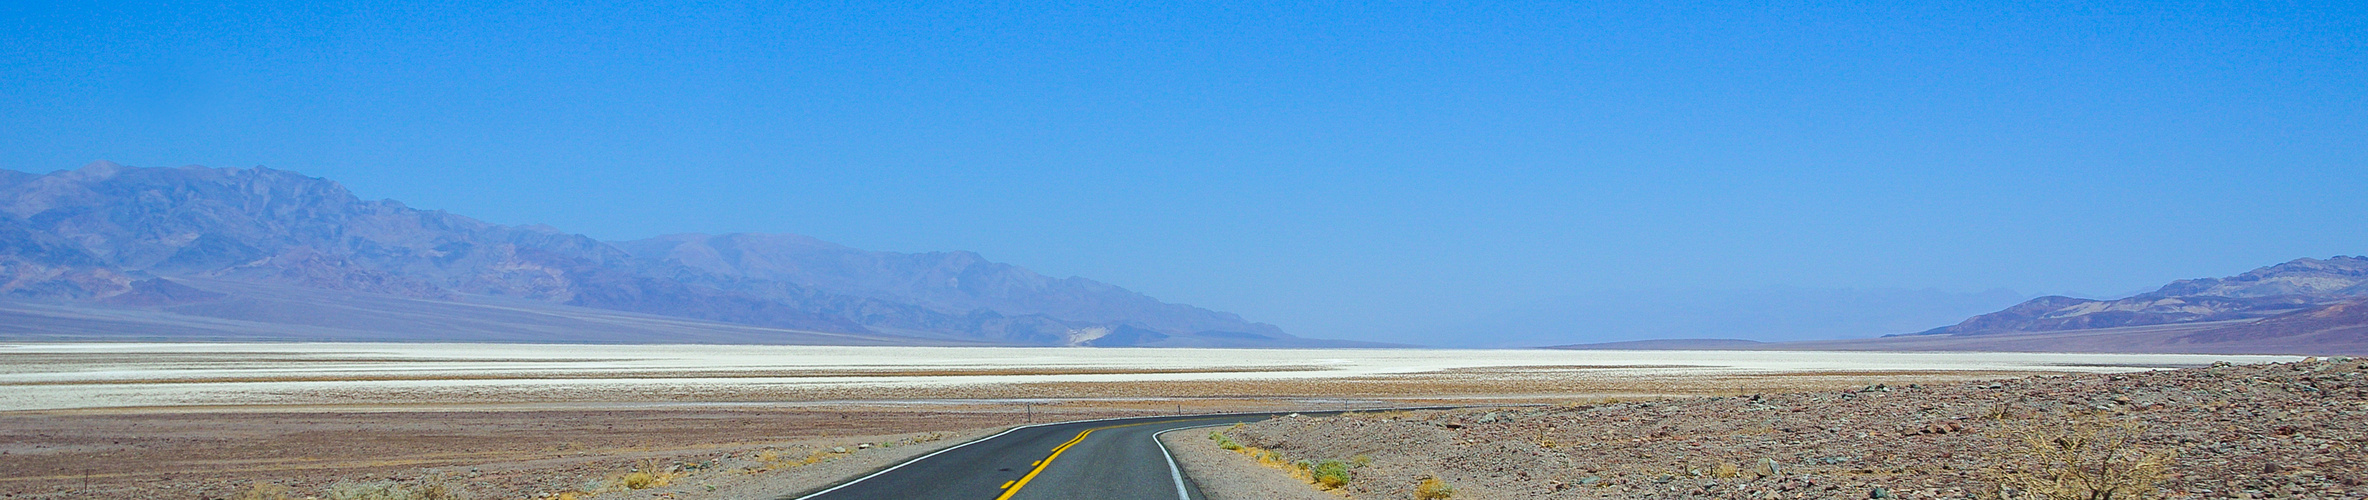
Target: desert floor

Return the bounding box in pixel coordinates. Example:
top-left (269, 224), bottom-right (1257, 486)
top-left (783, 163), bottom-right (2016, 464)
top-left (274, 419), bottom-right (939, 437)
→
top-left (0, 343), bottom-right (2295, 499)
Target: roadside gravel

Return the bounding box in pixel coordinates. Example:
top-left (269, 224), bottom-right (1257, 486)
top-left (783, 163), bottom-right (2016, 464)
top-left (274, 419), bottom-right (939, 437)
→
top-left (1218, 358), bottom-right (2368, 499)
top-left (1160, 426), bottom-right (1338, 500)
top-left (576, 427), bottom-right (1004, 500)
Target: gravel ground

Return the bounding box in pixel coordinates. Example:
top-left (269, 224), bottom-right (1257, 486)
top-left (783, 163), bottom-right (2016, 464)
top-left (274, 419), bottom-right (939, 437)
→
top-left (572, 427), bottom-right (1002, 500)
top-left (1217, 358), bottom-right (2368, 499)
top-left (0, 407), bottom-right (1048, 500)
top-left (1160, 425), bottom-right (1339, 500)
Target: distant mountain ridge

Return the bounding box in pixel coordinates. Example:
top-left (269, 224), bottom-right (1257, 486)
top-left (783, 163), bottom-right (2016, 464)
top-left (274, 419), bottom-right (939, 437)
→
top-left (614, 233), bottom-right (1285, 340)
top-left (1915, 256), bottom-right (2368, 336)
top-left (0, 161), bottom-right (1321, 347)
top-left (1541, 257), bottom-right (2368, 355)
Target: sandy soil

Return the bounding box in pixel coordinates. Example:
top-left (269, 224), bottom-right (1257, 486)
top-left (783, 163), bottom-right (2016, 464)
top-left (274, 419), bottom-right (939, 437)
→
top-left (1, 405), bottom-right (1062, 500)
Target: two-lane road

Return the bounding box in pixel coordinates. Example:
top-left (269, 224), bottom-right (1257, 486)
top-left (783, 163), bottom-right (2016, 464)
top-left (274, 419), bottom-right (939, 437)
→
top-left (788, 413), bottom-right (1289, 500)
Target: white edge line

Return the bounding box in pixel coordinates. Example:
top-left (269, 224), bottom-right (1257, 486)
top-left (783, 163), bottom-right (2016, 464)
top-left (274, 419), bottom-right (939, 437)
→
top-left (787, 413), bottom-right (1224, 500)
top-left (787, 422), bottom-right (1038, 500)
top-left (1154, 424), bottom-right (1227, 500)
top-left (788, 406), bottom-right (1486, 500)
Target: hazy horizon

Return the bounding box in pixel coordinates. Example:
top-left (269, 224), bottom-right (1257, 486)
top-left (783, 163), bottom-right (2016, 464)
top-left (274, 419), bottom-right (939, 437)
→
top-left (5, 2), bottom-right (2362, 345)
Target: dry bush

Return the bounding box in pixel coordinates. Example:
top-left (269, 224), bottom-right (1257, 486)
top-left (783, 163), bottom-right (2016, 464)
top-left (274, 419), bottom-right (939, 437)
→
top-left (1210, 429), bottom-right (1362, 490)
top-left (322, 479), bottom-right (459, 500)
top-left (1983, 414), bottom-right (2176, 500)
top-left (748, 446), bottom-right (848, 472)
top-left (1414, 477), bottom-right (1456, 499)
top-left (1711, 462), bottom-right (1742, 479)
top-left (1209, 430), bottom-right (1244, 450)
top-left (1984, 402), bottom-right (2028, 420)
top-left (612, 459), bottom-right (684, 490)
top-left (616, 470), bottom-right (667, 490)
top-left (231, 483), bottom-right (297, 500)
top-left (1300, 459), bottom-right (1355, 489)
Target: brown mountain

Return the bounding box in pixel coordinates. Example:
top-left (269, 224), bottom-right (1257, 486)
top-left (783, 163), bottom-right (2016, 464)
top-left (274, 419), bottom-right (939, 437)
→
top-left (0, 161), bottom-right (1330, 346)
top-left (1543, 257), bottom-right (2368, 355)
top-left (1773, 257), bottom-right (2368, 354)
top-left (1916, 256), bottom-right (2368, 336)
top-left (615, 233), bottom-right (1287, 340)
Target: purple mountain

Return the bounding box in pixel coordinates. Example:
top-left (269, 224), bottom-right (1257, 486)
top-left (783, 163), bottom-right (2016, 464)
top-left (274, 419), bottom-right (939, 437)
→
top-left (0, 161), bottom-right (1335, 347)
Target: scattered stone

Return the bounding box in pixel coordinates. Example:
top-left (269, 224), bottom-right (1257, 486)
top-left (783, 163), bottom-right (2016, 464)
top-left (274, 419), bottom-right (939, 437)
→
top-left (1215, 359), bottom-right (2360, 500)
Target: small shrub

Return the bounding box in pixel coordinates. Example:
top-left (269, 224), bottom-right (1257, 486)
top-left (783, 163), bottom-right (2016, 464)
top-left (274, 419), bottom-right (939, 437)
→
top-left (1213, 429), bottom-right (1365, 491)
top-left (1712, 462), bottom-right (1742, 479)
top-left (1984, 414), bottom-right (2176, 500)
top-left (612, 459), bottom-right (685, 490)
top-left (322, 480), bottom-right (458, 500)
top-left (1210, 431), bottom-right (1244, 450)
top-left (1985, 403), bottom-right (2026, 420)
top-left (1414, 477), bottom-right (1456, 499)
top-left (1253, 449), bottom-right (1291, 469)
top-left (617, 470), bottom-right (666, 489)
top-left (747, 446), bottom-right (847, 473)
top-left (1306, 459), bottom-right (1354, 488)
top-left (232, 483), bottom-right (297, 500)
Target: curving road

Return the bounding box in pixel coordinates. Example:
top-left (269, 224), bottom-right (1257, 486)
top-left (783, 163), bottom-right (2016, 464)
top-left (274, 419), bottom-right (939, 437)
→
top-left (785, 413), bottom-right (1294, 500)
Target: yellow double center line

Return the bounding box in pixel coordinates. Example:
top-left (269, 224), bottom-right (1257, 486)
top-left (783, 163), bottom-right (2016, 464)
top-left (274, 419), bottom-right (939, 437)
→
top-left (995, 417), bottom-right (1227, 500)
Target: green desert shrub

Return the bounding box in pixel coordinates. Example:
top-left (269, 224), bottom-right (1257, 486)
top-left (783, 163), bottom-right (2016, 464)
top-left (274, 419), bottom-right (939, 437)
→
top-left (1209, 430), bottom-right (1243, 450)
top-left (1304, 459), bottom-right (1354, 488)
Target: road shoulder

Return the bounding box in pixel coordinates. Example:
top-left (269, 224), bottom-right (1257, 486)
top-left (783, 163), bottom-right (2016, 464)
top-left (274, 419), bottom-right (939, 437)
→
top-left (1157, 425), bottom-right (1337, 500)
top-left (582, 426), bottom-right (1008, 500)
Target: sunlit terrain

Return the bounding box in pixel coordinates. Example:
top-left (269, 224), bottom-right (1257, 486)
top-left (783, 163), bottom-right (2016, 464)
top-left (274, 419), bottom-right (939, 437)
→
top-left (1, 343), bottom-right (2298, 411)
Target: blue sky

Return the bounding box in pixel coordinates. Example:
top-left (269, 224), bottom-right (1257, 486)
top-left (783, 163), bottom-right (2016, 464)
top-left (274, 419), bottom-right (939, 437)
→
top-left (3, 1), bottom-right (2363, 344)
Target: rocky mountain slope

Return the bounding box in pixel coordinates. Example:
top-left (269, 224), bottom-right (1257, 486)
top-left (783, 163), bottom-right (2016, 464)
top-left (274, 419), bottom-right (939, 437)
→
top-left (0, 161), bottom-right (1314, 346)
top-left (1841, 256), bottom-right (2368, 354)
top-left (1921, 256), bottom-right (2368, 336)
top-left (614, 233), bottom-right (1287, 340)
top-left (1546, 257), bottom-right (2368, 355)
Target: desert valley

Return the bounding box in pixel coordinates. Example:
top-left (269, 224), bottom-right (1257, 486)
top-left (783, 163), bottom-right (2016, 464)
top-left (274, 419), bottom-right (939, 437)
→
top-left (4, 2), bottom-right (2363, 498)
top-left (3, 163), bottom-right (2366, 499)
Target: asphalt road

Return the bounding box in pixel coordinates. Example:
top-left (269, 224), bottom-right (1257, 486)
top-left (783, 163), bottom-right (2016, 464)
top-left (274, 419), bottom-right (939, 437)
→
top-left (786, 413), bottom-right (1292, 500)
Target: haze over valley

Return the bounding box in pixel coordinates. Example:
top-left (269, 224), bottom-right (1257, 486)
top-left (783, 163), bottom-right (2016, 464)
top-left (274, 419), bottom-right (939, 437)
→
top-left (4, 2), bottom-right (2364, 499)
top-left (0, 161), bottom-right (1329, 347)
top-left (8, 161), bottom-right (2364, 353)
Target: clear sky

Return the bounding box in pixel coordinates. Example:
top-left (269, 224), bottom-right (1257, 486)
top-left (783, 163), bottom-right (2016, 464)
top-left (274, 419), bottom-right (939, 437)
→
top-left (3, 1), bottom-right (2363, 345)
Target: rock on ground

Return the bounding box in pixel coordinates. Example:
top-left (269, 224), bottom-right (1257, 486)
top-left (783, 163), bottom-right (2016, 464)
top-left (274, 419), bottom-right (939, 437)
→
top-left (1215, 358), bottom-right (2368, 499)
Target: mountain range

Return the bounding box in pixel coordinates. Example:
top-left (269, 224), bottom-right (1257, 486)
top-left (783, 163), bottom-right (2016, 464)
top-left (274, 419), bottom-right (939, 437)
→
top-left (1552, 256), bottom-right (2368, 354)
top-left (0, 161), bottom-right (1344, 347)
top-left (9, 161), bottom-right (2357, 354)
top-left (1913, 256), bottom-right (2368, 336)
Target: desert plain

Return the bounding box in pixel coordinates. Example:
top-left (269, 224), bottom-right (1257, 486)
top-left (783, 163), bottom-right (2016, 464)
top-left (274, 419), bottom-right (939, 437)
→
top-left (0, 343), bottom-right (2298, 499)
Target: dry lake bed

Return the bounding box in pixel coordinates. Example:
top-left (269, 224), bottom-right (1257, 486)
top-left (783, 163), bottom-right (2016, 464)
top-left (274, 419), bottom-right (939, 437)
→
top-left (0, 343), bottom-right (2301, 499)
top-left (0, 343), bottom-right (2300, 411)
